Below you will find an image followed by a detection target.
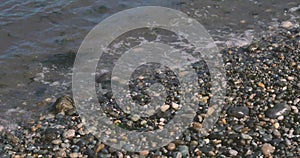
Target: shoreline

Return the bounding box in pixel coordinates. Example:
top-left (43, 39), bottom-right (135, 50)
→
top-left (1, 25), bottom-right (299, 157)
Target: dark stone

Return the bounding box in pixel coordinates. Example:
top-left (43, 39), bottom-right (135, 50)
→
top-left (228, 106), bottom-right (249, 118)
top-left (42, 128), bottom-right (62, 143)
top-left (54, 96), bottom-right (76, 115)
top-left (261, 134), bottom-right (273, 142)
top-left (265, 102), bottom-right (291, 119)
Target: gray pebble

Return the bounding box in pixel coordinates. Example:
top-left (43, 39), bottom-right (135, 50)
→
top-left (228, 106), bottom-right (249, 118)
top-left (265, 102), bottom-right (291, 119)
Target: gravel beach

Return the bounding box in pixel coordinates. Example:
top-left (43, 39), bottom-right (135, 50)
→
top-left (0, 25), bottom-right (299, 157)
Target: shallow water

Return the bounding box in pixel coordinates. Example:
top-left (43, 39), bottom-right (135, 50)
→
top-left (0, 0), bottom-right (299, 129)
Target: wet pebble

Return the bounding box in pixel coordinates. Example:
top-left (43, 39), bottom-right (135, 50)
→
top-left (261, 143), bottom-right (275, 156)
top-left (160, 104), bottom-right (170, 112)
top-left (229, 149), bottom-right (238, 156)
top-left (281, 21), bottom-right (293, 28)
top-left (178, 145), bottom-right (189, 158)
top-left (228, 106), bottom-right (249, 118)
top-left (64, 129), bottom-right (76, 139)
top-left (265, 102), bottom-right (291, 119)
top-left (139, 150), bottom-right (149, 156)
top-left (167, 143), bottom-right (176, 151)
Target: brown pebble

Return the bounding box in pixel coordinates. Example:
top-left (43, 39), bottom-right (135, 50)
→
top-left (192, 122), bottom-right (202, 130)
top-left (261, 143), bottom-right (275, 156)
top-left (221, 118), bottom-right (227, 125)
top-left (258, 82), bottom-right (265, 89)
top-left (140, 150), bottom-right (149, 156)
top-left (167, 143), bottom-right (176, 151)
top-left (31, 124), bottom-right (42, 132)
top-left (96, 144), bottom-right (105, 153)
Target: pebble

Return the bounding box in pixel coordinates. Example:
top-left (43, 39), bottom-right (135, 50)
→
top-left (175, 152), bottom-right (182, 158)
top-left (160, 104), bottom-right (170, 112)
top-left (178, 145), bottom-right (189, 158)
top-left (281, 21), bottom-right (293, 28)
top-left (56, 149), bottom-right (67, 157)
top-left (167, 143), bottom-right (176, 151)
top-left (54, 96), bottom-right (75, 115)
top-left (241, 133), bottom-right (252, 140)
top-left (64, 129), bottom-right (76, 139)
top-left (265, 102), bottom-right (291, 119)
top-left (171, 102), bottom-right (180, 110)
top-left (51, 139), bottom-right (62, 145)
top-left (258, 82), bottom-right (266, 89)
top-left (139, 150), bottom-right (149, 156)
top-left (130, 114), bottom-right (140, 122)
top-left (273, 122), bottom-right (280, 129)
top-left (96, 144), bottom-right (105, 153)
top-left (228, 106), bottom-right (249, 118)
top-left (229, 149), bottom-right (238, 156)
top-left (69, 152), bottom-right (80, 158)
top-left (261, 143), bottom-right (275, 156)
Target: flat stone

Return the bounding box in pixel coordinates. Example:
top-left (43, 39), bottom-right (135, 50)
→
top-left (265, 102), bottom-right (291, 119)
top-left (160, 104), bottom-right (170, 112)
top-left (228, 106), bottom-right (249, 118)
top-left (229, 149), bottom-right (238, 156)
top-left (140, 150), bottom-right (149, 156)
top-left (51, 139), bottom-right (62, 145)
top-left (281, 21), bottom-right (293, 28)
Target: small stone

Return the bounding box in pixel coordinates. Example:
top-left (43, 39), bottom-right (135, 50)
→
top-left (229, 149), bottom-right (238, 156)
top-left (31, 124), bottom-right (42, 132)
top-left (130, 114), bottom-right (140, 122)
top-left (265, 102), bottom-right (291, 119)
top-left (56, 149), bottom-right (67, 157)
top-left (51, 139), bottom-right (62, 145)
top-left (96, 144), bottom-right (105, 153)
top-left (175, 152), bottom-right (182, 158)
top-left (160, 104), bottom-right (170, 112)
top-left (171, 102), bottom-right (180, 110)
top-left (241, 133), bottom-right (252, 140)
top-left (178, 145), bottom-right (189, 157)
top-left (261, 143), bottom-right (275, 156)
top-left (221, 118), bottom-right (227, 125)
top-left (191, 122), bottom-right (202, 131)
top-left (54, 96), bottom-right (75, 115)
top-left (240, 20), bottom-right (246, 24)
top-left (69, 152), bottom-right (79, 158)
top-left (43, 128), bottom-right (61, 142)
top-left (273, 122), bottom-right (280, 129)
top-left (281, 21), bottom-right (293, 28)
top-left (64, 129), bottom-right (76, 139)
top-left (140, 150), bottom-right (149, 156)
top-left (228, 106), bottom-right (249, 118)
top-left (167, 143), bottom-right (176, 151)
top-left (273, 129), bottom-right (281, 138)
top-left (258, 82), bottom-right (265, 89)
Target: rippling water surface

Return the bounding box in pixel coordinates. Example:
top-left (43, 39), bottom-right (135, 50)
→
top-left (0, 0), bottom-right (299, 128)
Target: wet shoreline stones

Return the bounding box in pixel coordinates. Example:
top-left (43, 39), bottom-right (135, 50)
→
top-left (0, 26), bottom-right (299, 157)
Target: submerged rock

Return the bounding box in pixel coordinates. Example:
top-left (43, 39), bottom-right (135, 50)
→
top-left (54, 96), bottom-right (76, 115)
